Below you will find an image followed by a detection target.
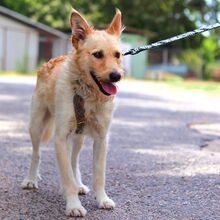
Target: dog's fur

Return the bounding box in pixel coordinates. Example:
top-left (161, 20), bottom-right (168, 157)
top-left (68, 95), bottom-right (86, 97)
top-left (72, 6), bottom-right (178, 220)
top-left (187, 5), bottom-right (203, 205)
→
top-left (21, 8), bottom-right (124, 217)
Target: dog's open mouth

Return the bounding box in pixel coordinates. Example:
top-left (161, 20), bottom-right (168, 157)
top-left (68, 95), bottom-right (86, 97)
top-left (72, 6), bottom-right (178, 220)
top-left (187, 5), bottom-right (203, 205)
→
top-left (90, 71), bottom-right (117, 96)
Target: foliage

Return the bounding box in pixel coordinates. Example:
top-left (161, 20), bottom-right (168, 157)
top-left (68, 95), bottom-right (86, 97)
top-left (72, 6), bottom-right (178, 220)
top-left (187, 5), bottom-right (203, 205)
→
top-left (202, 0), bottom-right (220, 24)
top-left (179, 49), bottom-right (203, 78)
top-left (200, 37), bottom-right (219, 80)
top-left (201, 37), bottom-right (218, 63)
top-left (178, 37), bottom-right (219, 80)
top-left (1, 0), bottom-right (72, 30)
top-left (1, 0), bottom-right (217, 49)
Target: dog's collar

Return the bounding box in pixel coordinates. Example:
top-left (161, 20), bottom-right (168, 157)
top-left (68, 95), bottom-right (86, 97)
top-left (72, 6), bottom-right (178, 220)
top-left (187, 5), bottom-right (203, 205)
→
top-left (90, 71), bottom-right (111, 96)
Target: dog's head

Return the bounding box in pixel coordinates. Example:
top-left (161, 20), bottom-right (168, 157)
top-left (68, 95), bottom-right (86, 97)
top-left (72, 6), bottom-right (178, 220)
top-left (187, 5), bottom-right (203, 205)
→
top-left (70, 9), bottom-right (124, 96)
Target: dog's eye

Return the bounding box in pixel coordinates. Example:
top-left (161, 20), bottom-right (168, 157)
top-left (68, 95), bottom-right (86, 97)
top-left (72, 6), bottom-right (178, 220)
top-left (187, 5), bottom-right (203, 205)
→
top-left (114, 52), bottom-right (120, 59)
top-left (92, 51), bottom-right (104, 59)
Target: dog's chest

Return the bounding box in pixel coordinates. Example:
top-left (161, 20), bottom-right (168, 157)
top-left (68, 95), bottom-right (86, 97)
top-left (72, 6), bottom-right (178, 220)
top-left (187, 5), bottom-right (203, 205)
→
top-left (73, 94), bottom-right (113, 135)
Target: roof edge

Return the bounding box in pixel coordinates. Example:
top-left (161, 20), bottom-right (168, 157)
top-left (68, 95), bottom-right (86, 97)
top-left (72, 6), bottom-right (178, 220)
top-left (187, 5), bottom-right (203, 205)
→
top-left (0, 6), bottom-right (69, 39)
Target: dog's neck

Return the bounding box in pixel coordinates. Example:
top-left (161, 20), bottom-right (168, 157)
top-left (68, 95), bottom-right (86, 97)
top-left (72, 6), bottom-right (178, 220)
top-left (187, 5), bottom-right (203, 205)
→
top-left (72, 78), bottom-right (113, 103)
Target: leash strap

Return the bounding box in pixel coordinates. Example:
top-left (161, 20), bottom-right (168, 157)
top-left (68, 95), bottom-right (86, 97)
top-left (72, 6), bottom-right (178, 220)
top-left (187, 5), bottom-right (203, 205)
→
top-left (123, 23), bottom-right (220, 56)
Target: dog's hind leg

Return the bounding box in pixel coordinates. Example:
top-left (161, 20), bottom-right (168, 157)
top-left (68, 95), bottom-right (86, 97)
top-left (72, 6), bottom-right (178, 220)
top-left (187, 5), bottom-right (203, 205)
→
top-left (71, 135), bottom-right (89, 195)
top-left (22, 95), bottom-right (50, 189)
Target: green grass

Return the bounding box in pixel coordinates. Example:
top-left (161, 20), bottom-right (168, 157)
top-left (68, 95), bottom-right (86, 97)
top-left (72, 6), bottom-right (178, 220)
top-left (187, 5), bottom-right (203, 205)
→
top-left (158, 77), bottom-right (220, 95)
top-left (0, 71), bottom-right (36, 76)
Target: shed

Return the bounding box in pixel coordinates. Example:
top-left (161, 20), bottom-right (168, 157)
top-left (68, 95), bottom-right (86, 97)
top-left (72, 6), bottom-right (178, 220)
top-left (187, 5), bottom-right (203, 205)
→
top-left (0, 6), bottom-right (70, 72)
top-left (122, 30), bottom-right (147, 79)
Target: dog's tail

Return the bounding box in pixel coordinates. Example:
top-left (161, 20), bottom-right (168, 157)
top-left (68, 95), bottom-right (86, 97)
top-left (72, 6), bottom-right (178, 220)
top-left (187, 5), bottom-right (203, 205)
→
top-left (41, 118), bottom-right (54, 143)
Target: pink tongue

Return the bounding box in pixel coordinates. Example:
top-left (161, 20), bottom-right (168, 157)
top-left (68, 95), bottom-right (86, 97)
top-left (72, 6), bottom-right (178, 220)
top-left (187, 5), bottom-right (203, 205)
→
top-left (100, 82), bottom-right (117, 95)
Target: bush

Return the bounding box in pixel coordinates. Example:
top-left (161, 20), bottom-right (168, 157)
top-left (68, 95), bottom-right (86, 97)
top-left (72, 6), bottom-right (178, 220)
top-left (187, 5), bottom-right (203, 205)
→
top-left (206, 63), bottom-right (220, 81)
top-left (179, 49), bottom-right (203, 78)
top-left (200, 37), bottom-right (218, 80)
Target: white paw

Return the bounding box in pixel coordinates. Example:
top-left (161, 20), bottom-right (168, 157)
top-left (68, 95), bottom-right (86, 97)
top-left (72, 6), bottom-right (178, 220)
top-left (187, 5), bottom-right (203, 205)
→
top-left (78, 184), bottom-right (90, 195)
top-left (66, 205), bottom-right (87, 217)
top-left (21, 178), bottom-right (38, 189)
top-left (97, 197), bottom-right (115, 209)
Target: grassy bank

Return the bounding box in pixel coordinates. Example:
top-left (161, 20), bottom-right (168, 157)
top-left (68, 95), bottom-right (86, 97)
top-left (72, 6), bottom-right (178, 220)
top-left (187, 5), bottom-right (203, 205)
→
top-left (0, 71), bottom-right (36, 77)
top-left (159, 77), bottom-right (220, 95)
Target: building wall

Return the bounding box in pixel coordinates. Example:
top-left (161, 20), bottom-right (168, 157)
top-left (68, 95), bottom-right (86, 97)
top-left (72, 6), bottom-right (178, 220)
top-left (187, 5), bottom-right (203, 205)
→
top-left (52, 38), bottom-right (71, 57)
top-left (0, 27), bottom-right (3, 70)
top-left (0, 15), bottom-right (39, 72)
top-left (122, 33), bottom-right (147, 79)
top-left (121, 42), bottom-right (132, 76)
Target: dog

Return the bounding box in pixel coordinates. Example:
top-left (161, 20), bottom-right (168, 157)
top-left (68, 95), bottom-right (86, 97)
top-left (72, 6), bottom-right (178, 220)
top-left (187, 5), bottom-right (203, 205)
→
top-left (21, 8), bottom-right (124, 217)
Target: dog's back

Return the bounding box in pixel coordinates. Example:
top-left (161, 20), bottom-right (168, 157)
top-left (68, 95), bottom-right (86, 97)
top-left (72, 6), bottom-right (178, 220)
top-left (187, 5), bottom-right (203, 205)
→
top-left (30, 56), bottom-right (66, 143)
top-left (36, 56), bottom-right (67, 108)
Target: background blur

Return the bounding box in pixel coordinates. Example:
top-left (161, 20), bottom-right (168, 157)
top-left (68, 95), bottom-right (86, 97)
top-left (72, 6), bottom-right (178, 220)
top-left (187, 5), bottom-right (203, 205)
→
top-left (0, 0), bottom-right (220, 82)
top-left (1, 2), bottom-right (220, 219)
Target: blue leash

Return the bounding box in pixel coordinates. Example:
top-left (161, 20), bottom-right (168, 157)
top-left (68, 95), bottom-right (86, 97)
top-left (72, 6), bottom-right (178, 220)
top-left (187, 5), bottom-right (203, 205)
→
top-left (123, 23), bottom-right (220, 56)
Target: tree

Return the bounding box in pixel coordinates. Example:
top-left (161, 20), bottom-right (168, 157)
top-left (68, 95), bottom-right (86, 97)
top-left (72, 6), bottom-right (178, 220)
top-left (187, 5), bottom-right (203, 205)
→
top-left (0, 0), bottom-right (212, 48)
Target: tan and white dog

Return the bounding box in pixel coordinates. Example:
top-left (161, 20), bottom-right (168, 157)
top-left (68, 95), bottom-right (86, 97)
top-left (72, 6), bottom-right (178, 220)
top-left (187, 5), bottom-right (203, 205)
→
top-left (21, 8), bottom-right (124, 217)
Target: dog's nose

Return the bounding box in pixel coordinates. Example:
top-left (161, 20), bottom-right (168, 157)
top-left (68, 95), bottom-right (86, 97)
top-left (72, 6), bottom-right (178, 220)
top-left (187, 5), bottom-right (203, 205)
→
top-left (109, 72), bottom-right (121, 82)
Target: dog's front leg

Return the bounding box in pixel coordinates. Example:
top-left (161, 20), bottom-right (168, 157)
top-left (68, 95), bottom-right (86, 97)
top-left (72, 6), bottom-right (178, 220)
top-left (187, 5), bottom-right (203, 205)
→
top-left (93, 136), bottom-right (115, 209)
top-left (71, 134), bottom-right (90, 195)
top-left (55, 136), bottom-right (87, 217)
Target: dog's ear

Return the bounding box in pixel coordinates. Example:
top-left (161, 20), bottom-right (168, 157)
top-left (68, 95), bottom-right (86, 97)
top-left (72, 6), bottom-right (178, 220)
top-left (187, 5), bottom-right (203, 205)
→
top-left (70, 8), bottom-right (92, 48)
top-left (106, 9), bottom-right (123, 36)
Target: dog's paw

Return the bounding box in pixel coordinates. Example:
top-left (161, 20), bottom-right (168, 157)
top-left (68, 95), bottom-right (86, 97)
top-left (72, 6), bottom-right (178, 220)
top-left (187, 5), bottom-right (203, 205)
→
top-left (66, 205), bottom-right (87, 217)
top-left (78, 184), bottom-right (90, 195)
top-left (21, 179), bottom-right (38, 189)
top-left (97, 197), bottom-right (115, 209)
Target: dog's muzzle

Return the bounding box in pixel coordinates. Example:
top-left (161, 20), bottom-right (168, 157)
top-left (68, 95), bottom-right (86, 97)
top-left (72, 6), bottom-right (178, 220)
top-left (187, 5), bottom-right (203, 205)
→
top-left (90, 71), bottom-right (118, 96)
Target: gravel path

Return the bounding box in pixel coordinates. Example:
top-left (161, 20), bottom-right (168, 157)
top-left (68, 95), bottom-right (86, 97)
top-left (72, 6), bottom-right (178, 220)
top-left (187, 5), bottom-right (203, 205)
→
top-left (1, 77), bottom-right (220, 220)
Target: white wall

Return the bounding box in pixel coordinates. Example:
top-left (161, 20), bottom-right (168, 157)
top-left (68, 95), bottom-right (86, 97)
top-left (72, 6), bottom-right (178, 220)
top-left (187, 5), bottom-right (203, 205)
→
top-left (121, 42), bottom-right (132, 76)
top-left (28, 32), bottom-right (39, 71)
top-left (0, 15), bottom-right (39, 72)
top-left (0, 27), bottom-right (3, 70)
top-left (52, 38), bottom-right (71, 57)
